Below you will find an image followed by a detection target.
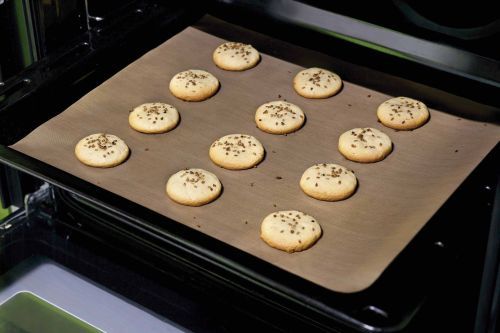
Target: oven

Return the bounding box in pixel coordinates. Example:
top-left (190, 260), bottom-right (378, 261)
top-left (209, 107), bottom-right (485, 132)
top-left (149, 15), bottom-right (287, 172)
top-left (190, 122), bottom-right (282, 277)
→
top-left (1, 1), bottom-right (499, 332)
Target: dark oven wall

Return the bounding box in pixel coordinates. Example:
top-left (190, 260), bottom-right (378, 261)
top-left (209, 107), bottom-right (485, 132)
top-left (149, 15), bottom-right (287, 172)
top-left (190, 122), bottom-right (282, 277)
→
top-left (0, 0), bottom-right (207, 146)
top-left (295, 0), bottom-right (500, 59)
top-left (0, 0), bottom-right (87, 82)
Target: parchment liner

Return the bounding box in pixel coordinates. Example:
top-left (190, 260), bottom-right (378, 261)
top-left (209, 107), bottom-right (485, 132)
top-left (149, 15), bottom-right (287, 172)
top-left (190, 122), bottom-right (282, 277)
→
top-left (12, 26), bottom-right (500, 293)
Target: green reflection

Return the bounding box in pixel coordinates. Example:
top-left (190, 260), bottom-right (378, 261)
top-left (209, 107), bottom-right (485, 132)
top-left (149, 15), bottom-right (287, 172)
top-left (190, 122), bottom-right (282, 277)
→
top-left (0, 292), bottom-right (103, 333)
top-left (308, 24), bottom-right (411, 60)
top-left (13, 0), bottom-right (36, 67)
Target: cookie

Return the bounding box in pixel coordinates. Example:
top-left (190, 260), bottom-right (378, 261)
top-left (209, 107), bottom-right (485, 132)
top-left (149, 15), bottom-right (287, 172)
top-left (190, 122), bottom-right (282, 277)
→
top-left (166, 168), bottom-right (222, 206)
top-left (75, 133), bottom-right (129, 168)
top-left (377, 97), bottom-right (430, 130)
top-left (129, 103), bottom-right (179, 134)
top-left (293, 67), bottom-right (342, 99)
top-left (338, 127), bottom-right (392, 163)
top-left (169, 70), bottom-right (219, 101)
top-left (260, 210), bottom-right (322, 253)
top-left (213, 42), bottom-right (260, 71)
top-left (255, 101), bottom-right (305, 134)
top-left (209, 134), bottom-right (265, 170)
top-left (300, 163), bottom-right (357, 201)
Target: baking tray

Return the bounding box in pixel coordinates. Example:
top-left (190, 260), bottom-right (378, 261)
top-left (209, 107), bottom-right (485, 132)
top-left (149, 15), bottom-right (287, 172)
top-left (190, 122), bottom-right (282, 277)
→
top-left (11, 19), bottom-right (500, 293)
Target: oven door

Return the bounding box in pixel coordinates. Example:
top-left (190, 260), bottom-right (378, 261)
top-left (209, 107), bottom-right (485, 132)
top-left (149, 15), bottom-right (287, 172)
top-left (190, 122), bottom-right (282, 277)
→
top-left (0, 148), bottom-right (498, 332)
top-left (1, 183), bottom-right (297, 333)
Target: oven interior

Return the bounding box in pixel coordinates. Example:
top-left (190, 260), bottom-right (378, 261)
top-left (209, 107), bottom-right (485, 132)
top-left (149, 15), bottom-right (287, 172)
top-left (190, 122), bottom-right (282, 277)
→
top-left (1, 1), bottom-right (499, 332)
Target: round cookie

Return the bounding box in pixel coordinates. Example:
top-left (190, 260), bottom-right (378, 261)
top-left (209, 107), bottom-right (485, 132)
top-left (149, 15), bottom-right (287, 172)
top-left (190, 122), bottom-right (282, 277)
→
top-left (129, 103), bottom-right (179, 134)
top-left (166, 168), bottom-right (222, 206)
top-left (260, 210), bottom-right (322, 253)
top-left (300, 163), bottom-right (357, 201)
top-left (213, 42), bottom-right (260, 71)
top-left (255, 101), bottom-right (305, 134)
top-left (169, 70), bottom-right (219, 102)
top-left (293, 67), bottom-right (342, 99)
top-left (377, 97), bottom-right (429, 130)
top-left (209, 134), bottom-right (264, 170)
top-left (75, 133), bottom-right (129, 168)
top-left (338, 127), bottom-right (392, 163)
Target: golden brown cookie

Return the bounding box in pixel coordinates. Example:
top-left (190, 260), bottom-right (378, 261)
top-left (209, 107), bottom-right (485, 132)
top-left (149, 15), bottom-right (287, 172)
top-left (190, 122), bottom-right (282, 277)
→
top-left (169, 70), bottom-right (219, 101)
top-left (75, 133), bottom-right (129, 168)
top-left (209, 134), bottom-right (265, 170)
top-left (338, 128), bottom-right (392, 163)
top-left (293, 67), bottom-right (342, 98)
top-left (166, 168), bottom-right (222, 206)
top-left (213, 42), bottom-right (260, 71)
top-left (300, 163), bottom-right (357, 201)
top-left (255, 101), bottom-right (305, 134)
top-left (377, 97), bottom-right (429, 130)
top-left (129, 103), bottom-right (179, 134)
top-left (260, 210), bottom-right (322, 253)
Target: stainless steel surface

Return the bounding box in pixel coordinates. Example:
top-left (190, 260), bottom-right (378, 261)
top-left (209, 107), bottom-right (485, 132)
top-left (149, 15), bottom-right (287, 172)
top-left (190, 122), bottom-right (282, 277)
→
top-left (0, 257), bottom-right (187, 333)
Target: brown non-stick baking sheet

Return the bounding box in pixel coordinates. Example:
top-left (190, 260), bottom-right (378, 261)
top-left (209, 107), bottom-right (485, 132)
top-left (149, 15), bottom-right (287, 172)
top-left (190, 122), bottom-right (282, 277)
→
top-left (12, 20), bottom-right (500, 293)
